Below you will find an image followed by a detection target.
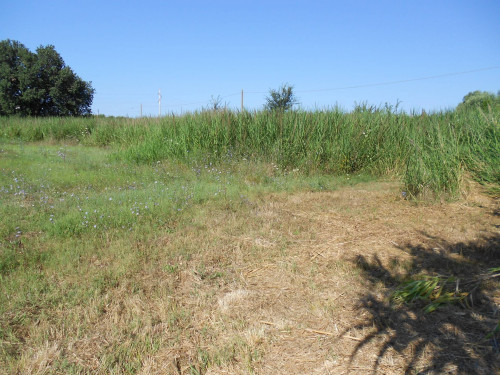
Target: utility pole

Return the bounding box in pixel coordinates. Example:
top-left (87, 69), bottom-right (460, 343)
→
top-left (241, 89), bottom-right (244, 112)
top-left (158, 89), bottom-right (162, 117)
top-left (140, 104), bottom-right (142, 117)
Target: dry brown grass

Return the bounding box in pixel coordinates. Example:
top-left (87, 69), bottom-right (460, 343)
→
top-left (3, 181), bottom-right (499, 374)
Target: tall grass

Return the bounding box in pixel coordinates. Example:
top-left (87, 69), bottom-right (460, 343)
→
top-left (1, 106), bottom-right (498, 197)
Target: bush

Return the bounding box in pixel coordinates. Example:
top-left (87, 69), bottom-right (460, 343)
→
top-left (264, 83), bottom-right (299, 111)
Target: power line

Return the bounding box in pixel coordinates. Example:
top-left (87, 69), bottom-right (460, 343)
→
top-left (162, 92), bottom-right (241, 108)
top-left (295, 65), bottom-right (500, 94)
top-left (96, 65), bottom-right (500, 111)
top-left (237, 65), bottom-right (500, 95)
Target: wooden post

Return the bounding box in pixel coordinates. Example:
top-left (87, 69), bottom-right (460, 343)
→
top-left (158, 89), bottom-right (162, 117)
top-left (241, 89), bottom-right (244, 112)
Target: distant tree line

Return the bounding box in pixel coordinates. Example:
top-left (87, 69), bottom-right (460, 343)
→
top-left (0, 39), bottom-right (94, 116)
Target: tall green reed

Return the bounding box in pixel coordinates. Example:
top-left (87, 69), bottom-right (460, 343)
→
top-left (1, 106), bottom-right (498, 198)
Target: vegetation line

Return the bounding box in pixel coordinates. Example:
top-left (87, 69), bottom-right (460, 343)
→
top-left (1, 105), bottom-right (498, 198)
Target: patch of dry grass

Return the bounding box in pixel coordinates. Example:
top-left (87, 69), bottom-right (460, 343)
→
top-left (1, 180), bottom-right (499, 374)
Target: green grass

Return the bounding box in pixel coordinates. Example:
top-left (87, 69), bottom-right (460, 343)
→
top-left (0, 140), bottom-right (370, 281)
top-left (391, 276), bottom-right (468, 313)
top-left (0, 117), bottom-right (498, 372)
top-left (392, 267), bottom-right (500, 314)
top-left (0, 140), bottom-right (374, 373)
top-left (1, 107), bottom-right (498, 198)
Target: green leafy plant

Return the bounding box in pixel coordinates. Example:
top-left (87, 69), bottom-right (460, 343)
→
top-left (264, 83), bottom-right (299, 111)
top-left (392, 276), bottom-right (468, 313)
top-left (393, 267), bottom-right (500, 341)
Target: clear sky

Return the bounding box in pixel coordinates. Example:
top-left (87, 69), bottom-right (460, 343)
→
top-left (2, 1), bottom-right (499, 116)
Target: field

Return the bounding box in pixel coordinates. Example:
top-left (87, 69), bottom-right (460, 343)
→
top-left (0, 109), bottom-right (499, 374)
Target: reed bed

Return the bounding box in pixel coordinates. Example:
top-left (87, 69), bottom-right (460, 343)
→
top-left (1, 107), bottom-right (498, 198)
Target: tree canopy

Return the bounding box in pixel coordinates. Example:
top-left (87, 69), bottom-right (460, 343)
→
top-left (0, 39), bottom-right (94, 116)
top-left (457, 90), bottom-right (500, 112)
top-left (264, 83), bottom-right (299, 111)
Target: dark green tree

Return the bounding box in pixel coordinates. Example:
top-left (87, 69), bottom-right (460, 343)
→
top-left (0, 39), bottom-right (94, 116)
top-left (264, 83), bottom-right (299, 111)
top-left (0, 40), bottom-right (31, 115)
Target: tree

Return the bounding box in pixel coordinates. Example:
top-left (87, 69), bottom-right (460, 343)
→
top-left (206, 94), bottom-right (226, 112)
top-left (457, 90), bottom-right (500, 112)
top-left (264, 83), bottom-right (299, 111)
top-left (0, 40), bottom-right (30, 115)
top-left (0, 39), bottom-right (94, 116)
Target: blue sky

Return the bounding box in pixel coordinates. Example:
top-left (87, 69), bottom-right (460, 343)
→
top-left (2, 1), bottom-right (499, 116)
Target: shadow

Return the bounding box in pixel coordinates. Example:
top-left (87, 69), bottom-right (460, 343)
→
top-left (341, 232), bottom-right (500, 374)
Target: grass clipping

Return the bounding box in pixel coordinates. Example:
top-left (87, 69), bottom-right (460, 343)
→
top-left (392, 267), bottom-right (500, 314)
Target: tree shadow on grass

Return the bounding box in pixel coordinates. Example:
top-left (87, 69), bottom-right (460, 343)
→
top-left (342, 232), bottom-right (500, 374)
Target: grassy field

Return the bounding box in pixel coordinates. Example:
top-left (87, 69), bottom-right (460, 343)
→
top-left (1, 107), bottom-right (498, 197)
top-left (0, 110), bottom-right (499, 374)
